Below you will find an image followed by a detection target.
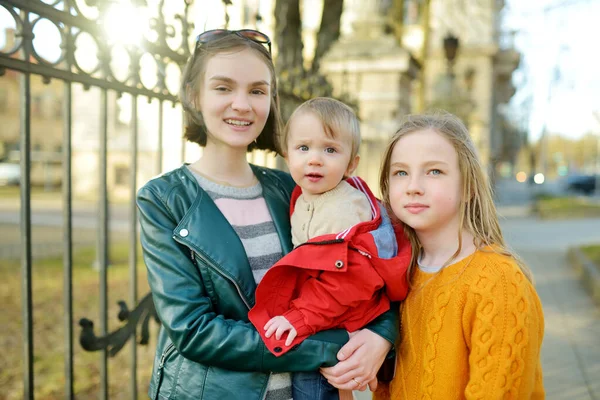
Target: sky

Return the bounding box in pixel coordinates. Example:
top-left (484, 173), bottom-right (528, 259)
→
top-left (503, 0), bottom-right (600, 141)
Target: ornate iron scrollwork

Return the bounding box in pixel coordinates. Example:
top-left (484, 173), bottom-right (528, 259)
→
top-left (79, 292), bottom-right (159, 356)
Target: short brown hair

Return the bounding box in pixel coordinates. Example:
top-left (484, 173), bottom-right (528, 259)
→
top-left (281, 97), bottom-right (361, 158)
top-left (179, 34), bottom-right (282, 153)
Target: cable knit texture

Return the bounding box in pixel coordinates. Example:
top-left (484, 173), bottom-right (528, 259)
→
top-left (373, 250), bottom-right (545, 400)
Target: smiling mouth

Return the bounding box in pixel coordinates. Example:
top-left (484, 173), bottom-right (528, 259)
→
top-left (225, 119), bottom-right (252, 126)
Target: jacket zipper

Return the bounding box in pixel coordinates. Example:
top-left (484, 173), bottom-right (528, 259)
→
top-left (152, 342), bottom-right (176, 399)
top-left (158, 342), bottom-right (176, 369)
top-left (294, 238), bottom-right (344, 248)
top-left (178, 237), bottom-right (252, 310)
top-left (177, 238), bottom-right (274, 398)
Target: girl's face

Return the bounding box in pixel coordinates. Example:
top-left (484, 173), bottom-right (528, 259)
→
top-left (197, 48), bottom-right (272, 151)
top-left (387, 128), bottom-right (463, 235)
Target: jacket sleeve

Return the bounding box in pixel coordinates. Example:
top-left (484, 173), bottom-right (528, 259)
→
top-left (363, 306), bottom-right (399, 345)
top-left (137, 185), bottom-right (349, 373)
top-left (283, 263), bottom-right (385, 336)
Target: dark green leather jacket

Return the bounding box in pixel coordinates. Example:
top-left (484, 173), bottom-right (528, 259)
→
top-left (137, 164), bottom-right (398, 400)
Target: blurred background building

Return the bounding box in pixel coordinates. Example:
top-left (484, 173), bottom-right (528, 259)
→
top-left (0, 0), bottom-right (571, 195)
top-left (188, 0), bottom-right (522, 191)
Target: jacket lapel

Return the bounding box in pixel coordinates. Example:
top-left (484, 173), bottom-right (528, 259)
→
top-left (173, 168), bottom-right (257, 307)
top-left (253, 165), bottom-right (294, 256)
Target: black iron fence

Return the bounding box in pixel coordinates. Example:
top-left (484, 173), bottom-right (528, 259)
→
top-left (0, 0), bottom-right (194, 398)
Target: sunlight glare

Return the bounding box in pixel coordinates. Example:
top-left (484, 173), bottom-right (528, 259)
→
top-left (103, 2), bottom-right (148, 47)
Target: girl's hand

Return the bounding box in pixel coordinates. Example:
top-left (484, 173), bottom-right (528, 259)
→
top-left (264, 316), bottom-right (297, 346)
top-left (319, 329), bottom-right (392, 391)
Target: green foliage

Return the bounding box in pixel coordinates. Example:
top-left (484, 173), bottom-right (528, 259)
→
top-left (532, 192), bottom-right (558, 201)
top-left (581, 244), bottom-right (600, 266)
top-left (534, 196), bottom-right (600, 219)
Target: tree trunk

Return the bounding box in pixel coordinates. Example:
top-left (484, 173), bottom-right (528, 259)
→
top-left (311, 0), bottom-right (344, 73)
top-left (274, 0), bottom-right (304, 71)
top-left (274, 0), bottom-right (348, 121)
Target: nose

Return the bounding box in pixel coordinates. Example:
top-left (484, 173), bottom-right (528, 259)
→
top-left (406, 175), bottom-right (424, 196)
top-left (231, 91), bottom-right (251, 112)
top-left (308, 151), bottom-right (323, 166)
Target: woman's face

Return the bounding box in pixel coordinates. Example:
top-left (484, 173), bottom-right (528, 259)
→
top-left (197, 48), bottom-right (272, 151)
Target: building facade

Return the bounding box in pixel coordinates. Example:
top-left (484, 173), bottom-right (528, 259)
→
top-left (400, 0), bottom-right (520, 176)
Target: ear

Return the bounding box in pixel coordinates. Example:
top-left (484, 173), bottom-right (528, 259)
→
top-left (345, 155), bottom-right (360, 177)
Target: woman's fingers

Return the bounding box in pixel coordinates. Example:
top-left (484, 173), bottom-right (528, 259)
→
top-left (336, 331), bottom-right (363, 361)
top-left (320, 329), bottom-right (391, 390)
top-left (367, 377), bottom-right (378, 392)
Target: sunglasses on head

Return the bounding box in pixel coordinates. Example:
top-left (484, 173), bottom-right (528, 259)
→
top-left (196, 29), bottom-right (272, 54)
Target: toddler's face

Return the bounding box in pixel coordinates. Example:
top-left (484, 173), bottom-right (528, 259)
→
top-left (285, 112), bottom-right (358, 196)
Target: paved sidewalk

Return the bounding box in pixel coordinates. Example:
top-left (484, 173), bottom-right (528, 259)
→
top-left (519, 248), bottom-right (599, 400)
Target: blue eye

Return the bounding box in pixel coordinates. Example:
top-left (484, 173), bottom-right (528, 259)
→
top-left (325, 147), bottom-right (336, 154)
top-left (429, 169), bottom-right (441, 175)
top-left (299, 145), bottom-right (309, 151)
top-left (394, 170), bottom-right (407, 177)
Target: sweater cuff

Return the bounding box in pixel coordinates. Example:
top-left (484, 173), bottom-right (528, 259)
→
top-left (282, 308), bottom-right (314, 337)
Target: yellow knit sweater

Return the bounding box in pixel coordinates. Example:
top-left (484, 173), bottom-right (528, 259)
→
top-left (373, 250), bottom-right (545, 400)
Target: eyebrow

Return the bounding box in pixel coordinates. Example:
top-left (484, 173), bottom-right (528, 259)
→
top-left (391, 160), bottom-right (449, 168)
top-left (209, 75), bottom-right (270, 86)
top-left (290, 137), bottom-right (345, 146)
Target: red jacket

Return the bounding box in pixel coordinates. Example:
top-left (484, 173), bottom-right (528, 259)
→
top-left (248, 176), bottom-right (411, 356)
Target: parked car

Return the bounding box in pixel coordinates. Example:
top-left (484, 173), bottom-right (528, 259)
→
top-left (0, 163), bottom-right (20, 186)
top-left (565, 174), bottom-right (597, 195)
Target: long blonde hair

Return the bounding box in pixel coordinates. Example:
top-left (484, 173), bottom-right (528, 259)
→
top-left (379, 112), bottom-right (533, 282)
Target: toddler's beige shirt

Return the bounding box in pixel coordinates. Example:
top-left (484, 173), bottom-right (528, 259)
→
top-left (291, 180), bottom-right (372, 247)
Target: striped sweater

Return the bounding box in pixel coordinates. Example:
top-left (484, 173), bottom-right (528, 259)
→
top-left (191, 168), bottom-right (293, 400)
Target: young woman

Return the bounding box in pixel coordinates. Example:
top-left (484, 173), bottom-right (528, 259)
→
top-left (137, 29), bottom-right (396, 400)
top-left (374, 113), bottom-right (545, 399)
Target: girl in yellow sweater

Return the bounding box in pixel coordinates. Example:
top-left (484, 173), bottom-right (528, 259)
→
top-left (374, 113), bottom-right (545, 399)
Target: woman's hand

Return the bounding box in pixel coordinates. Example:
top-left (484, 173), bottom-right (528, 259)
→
top-left (320, 329), bottom-right (392, 392)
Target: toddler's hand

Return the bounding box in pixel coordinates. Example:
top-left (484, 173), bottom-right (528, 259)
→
top-left (264, 316), bottom-right (298, 346)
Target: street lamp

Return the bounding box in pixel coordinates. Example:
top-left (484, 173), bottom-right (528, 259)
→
top-left (443, 33), bottom-right (459, 77)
